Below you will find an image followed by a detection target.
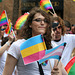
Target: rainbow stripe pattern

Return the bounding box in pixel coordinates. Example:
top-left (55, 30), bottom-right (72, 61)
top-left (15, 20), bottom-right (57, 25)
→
top-left (20, 34), bottom-right (46, 65)
top-left (14, 12), bottom-right (29, 30)
top-left (5, 19), bottom-right (12, 34)
top-left (0, 10), bottom-right (8, 26)
top-left (40, 0), bottom-right (53, 11)
top-left (65, 56), bottom-right (75, 75)
top-left (39, 42), bottom-right (66, 64)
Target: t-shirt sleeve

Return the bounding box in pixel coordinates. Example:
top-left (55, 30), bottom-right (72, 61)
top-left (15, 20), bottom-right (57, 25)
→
top-left (7, 42), bottom-right (21, 60)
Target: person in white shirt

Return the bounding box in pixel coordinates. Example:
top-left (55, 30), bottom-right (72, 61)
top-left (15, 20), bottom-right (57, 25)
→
top-left (3, 7), bottom-right (67, 75)
top-left (51, 16), bottom-right (75, 67)
top-left (3, 7), bottom-right (52, 75)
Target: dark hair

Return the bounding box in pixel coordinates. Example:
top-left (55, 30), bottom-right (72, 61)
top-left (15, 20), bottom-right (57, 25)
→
top-left (18, 7), bottom-right (52, 49)
top-left (52, 16), bottom-right (65, 35)
top-left (1, 37), bottom-right (9, 46)
top-left (64, 20), bottom-right (71, 30)
top-left (1, 36), bottom-right (15, 46)
top-left (72, 24), bottom-right (75, 26)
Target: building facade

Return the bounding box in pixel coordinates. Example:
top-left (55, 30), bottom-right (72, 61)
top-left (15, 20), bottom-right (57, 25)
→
top-left (0, 0), bottom-right (75, 25)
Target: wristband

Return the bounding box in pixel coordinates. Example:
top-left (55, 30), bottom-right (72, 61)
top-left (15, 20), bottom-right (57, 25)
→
top-left (6, 42), bottom-right (10, 46)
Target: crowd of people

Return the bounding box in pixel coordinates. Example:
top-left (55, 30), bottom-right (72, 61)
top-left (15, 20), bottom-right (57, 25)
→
top-left (0, 6), bottom-right (75, 75)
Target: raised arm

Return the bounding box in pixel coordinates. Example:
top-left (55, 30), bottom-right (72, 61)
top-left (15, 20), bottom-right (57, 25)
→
top-left (0, 32), bottom-right (14, 56)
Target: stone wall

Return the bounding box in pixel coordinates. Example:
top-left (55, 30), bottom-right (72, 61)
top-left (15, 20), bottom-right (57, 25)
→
top-left (0, 0), bottom-right (21, 25)
top-left (0, 0), bottom-right (14, 21)
top-left (64, 0), bottom-right (75, 24)
top-left (0, 0), bottom-right (75, 25)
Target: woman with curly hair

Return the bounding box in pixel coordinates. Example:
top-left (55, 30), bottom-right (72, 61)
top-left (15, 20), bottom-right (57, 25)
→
top-left (3, 7), bottom-right (52, 75)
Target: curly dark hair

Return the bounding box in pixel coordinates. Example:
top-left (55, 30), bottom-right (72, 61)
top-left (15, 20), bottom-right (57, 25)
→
top-left (1, 37), bottom-right (9, 46)
top-left (52, 16), bottom-right (66, 35)
top-left (18, 7), bottom-right (52, 49)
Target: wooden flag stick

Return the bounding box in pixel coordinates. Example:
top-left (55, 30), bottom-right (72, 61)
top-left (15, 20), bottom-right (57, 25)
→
top-left (52, 7), bottom-right (55, 14)
top-left (49, 59), bottom-right (53, 70)
top-left (49, 0), bottom-right (56, 14)
top-left (48, 10), bottom-right (54, 16)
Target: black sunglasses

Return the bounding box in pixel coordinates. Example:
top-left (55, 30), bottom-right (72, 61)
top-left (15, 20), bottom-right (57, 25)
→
top-left (1, 28), bottom-right (6, 31)
top-left (33, 18), bottom-right (48, 23)
top-left (53, 26), bottom-right (62, 31)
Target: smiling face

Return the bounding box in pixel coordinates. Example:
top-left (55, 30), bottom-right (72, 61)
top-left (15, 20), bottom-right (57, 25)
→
top-left (51, 22), bottom-right (62, 41)
top-left (30, 13), bottom-right (48, 36)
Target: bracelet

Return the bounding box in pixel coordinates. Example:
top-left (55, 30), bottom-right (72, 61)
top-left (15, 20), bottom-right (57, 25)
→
top-left (6, 42), bottom-right (10, 46)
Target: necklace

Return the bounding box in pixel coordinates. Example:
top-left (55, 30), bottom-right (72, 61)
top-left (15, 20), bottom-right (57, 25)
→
top-left (42, 60), bottom-right (48, 66)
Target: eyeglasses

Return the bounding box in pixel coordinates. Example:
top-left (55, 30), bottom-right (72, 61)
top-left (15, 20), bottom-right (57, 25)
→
top-left (1, 28), bottom-right (6, 31)
top-left (33, 18), bottom-right (48, 23)
top-left (53, 26), bottom-right (62, 31)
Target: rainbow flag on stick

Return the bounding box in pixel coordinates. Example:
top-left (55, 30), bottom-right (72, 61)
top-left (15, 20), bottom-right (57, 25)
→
top-left (0, 10), bottom-right (8, 26)
top-left (14, 12), bottom-right (29, 30)
top-left (38, 42), bottom-right (66, 64)
top-left (40, 0), bottom-right (55, 15)
top-left (40, 0), bottom-right (52, 10)
top-left (65, 56), bottom-right (75, 75)
top-left (20, 35), bottom-right (46, 65)
top-left (5, 19), bottom-right (12, 34)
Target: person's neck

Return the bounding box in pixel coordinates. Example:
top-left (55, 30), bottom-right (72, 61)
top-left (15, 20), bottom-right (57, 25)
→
top-left (54, 38), bottom-right (61, 42)
top-left (32, 33), bottom-right (40, 37)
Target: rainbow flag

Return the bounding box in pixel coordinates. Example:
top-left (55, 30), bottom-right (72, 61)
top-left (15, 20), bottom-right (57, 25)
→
top-left (5, 19), bottom-right (12, 34)
top-left (38, 42), bottom-right (66, 64)
top-left (14, 12), bottom-right (29, 30)
top-left (40, 0), bottom-right (53, 10)
top-left (20, 34), bottom-right (46, 65)
top-left (0, 10), bottom-right (8, 26)
top-left (65, 56), bottom-right (75, 75)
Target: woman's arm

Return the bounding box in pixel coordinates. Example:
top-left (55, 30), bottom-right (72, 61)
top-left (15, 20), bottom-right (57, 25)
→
top-left (0, 40), bottom-right (12, 56)
top-left (2, 54), bottom-right (18, 75)
top-left (0, 32), bottom-right (15, 56)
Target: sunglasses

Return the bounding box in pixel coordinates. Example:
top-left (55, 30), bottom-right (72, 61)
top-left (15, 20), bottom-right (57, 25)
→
top-left (53, 26), bottom-right (62, 31)
top-left (33, 18), bottom-right (48, 23)
top-left (1, 28), bottom-right (6, 31)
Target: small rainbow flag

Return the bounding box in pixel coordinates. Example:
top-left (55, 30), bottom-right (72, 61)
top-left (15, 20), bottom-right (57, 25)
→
top-left (38, 42), bottom-right (66, 64)
top-left (65, 56), bottom-right (75, 75)
top-left (40, 0), bottom-right (53, 10)
top-left (14, 12), bottom-right (29, 30)
top-left (0, 10), bottom-right (8, 26)
top-left (20, 34), bottom-right (46, 65)
top-left (0, 16), bottom-right (1, 19)
top-left (5, 19), bottom-right (12, 34)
